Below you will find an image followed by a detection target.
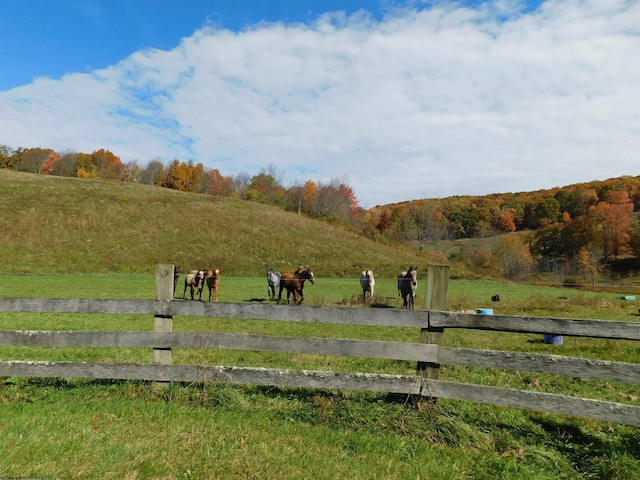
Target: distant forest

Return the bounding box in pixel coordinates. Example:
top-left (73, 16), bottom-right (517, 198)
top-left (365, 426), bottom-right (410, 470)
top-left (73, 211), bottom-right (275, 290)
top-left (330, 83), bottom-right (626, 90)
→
top-left (3, 144), bottom-right (640, 283)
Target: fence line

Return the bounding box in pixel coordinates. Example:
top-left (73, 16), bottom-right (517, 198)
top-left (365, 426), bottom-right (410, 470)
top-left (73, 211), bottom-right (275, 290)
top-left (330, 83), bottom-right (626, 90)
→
top-left (0, 264), bottom-right (639, 426)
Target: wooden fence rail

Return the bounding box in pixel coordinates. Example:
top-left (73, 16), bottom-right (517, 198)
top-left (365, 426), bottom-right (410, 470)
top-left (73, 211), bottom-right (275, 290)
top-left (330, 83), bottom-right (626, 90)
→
top-left (0, 264), bottom-right (639, 427)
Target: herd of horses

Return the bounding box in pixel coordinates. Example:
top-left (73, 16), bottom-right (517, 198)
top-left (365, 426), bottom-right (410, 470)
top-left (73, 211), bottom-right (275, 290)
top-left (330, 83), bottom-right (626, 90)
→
top-left (359, 266), bottom-right (418, 308)
top-left (173, 265), bottom-right (419, 309)
top-left (176, 268), bottom-right (220, 302)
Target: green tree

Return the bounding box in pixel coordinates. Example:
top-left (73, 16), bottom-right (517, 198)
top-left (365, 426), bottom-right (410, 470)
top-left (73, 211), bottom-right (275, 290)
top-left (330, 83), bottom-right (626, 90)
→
top-left (248, 172), bottom-right (285, 206)
top-left (535, 197), bottom-right (562, 226)
top-left (444, 204), bottom-right (480, 238)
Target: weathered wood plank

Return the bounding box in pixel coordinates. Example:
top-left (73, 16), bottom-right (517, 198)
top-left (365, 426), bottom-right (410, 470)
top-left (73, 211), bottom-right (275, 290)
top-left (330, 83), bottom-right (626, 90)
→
top-left (1, 361), bottom-right (637, 426)
top-left (0, 298), bottom-right (429, 328)
top-left (3, 330), bottom-right (636, 384)
top-left (2, 299), bottom-right (639, 340)
top-left (437, 347), bottom-right (640, 384)
top-left (3, 299), bottom-right (639, 340)
top-left (0, 361), bottom-right (423, 395)
top-left (429, 310), bottom-right (640, 341)
top-left (423, 379), bottom-right (640, 427)
top-left (0, 330), bottom-right (439, 362)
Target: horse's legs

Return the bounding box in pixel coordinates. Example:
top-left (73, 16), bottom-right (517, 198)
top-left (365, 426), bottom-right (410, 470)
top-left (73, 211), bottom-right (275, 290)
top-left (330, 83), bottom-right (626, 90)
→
top-left (286, 286), bottom-right (295, 304)
top-left (407, 293), bottom-right (414, 309)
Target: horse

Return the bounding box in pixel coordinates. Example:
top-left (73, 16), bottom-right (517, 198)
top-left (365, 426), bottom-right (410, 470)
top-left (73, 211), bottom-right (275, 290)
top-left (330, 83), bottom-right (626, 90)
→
top-left (397, 266), bottom-right (418, 309)
top-left (266, 269), bottom-right (282, 301)
top-left (183, 270), bottom-right (204, 300)
top-left (203, 268), bottom-right (220, 302)
top-left (360, 270), bottom-right (375, 302)
top-left (278, 267), bottom-right (315, 305)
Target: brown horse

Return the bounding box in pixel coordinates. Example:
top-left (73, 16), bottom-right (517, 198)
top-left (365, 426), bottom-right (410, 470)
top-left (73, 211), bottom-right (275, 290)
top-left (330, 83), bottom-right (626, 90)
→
top-left (278, 267), bottom-right (315, 305)
top-left (203, 268), bottom-right (220, 302)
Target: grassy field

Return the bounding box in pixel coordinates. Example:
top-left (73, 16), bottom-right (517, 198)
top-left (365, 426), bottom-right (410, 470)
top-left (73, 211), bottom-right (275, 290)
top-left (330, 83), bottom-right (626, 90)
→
top-left (0, 169), bottom-right (432, 277)
top-left (1, 274), bottom-right (639, 479)
top-left (1, 169), bottom-right (639, 479)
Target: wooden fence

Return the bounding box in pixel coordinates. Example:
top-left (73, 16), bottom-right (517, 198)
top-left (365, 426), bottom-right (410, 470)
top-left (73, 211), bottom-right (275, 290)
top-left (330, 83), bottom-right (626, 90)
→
top-left (1, 264), bottom-right (639, 426)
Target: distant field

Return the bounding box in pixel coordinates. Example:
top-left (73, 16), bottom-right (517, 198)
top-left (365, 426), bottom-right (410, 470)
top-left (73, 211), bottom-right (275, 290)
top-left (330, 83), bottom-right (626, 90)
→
top-left (2, 271), bottom-right (638, 317)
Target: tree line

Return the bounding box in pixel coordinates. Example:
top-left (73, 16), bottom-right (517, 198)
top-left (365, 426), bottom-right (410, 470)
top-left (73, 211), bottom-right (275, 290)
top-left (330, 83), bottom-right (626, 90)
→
top-left (368, 177), bottom-right (640, 283)
top-left (0, 145), bottom-right (359, 224)
top-left (2, 143), bottom-right (639, 283)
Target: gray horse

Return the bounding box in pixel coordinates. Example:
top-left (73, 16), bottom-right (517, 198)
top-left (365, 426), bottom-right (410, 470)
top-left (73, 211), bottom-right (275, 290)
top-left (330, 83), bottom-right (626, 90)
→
top-left (267, 269), bottom-right (282, 301)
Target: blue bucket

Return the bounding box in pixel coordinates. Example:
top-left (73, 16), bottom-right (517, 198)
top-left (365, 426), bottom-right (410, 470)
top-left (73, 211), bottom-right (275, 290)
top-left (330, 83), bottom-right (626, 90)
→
top-left (476, 308), bottom-right (493, 315)
top-left (544, 334), bottom-right (563, 345)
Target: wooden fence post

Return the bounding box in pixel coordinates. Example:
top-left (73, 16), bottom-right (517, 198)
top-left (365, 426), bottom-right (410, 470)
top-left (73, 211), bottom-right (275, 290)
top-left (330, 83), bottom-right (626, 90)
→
top-left (154, 264), bottom-right (174, 373)
top-left (417, 264), bottom-right (450, 403)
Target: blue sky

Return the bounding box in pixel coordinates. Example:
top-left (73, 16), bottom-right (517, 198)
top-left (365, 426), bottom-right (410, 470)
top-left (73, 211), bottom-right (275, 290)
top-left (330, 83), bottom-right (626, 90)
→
top-left (1, 0), bottom-right (637, 207)
top-left (0, 0), bottom-right (547, 90)
top-left (1, 1), bottom-right (390, 90)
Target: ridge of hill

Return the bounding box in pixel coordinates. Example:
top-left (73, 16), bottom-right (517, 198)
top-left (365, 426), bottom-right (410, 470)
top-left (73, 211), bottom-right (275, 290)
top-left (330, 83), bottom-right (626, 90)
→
top-left (1, 169), bottom-right (434, 276)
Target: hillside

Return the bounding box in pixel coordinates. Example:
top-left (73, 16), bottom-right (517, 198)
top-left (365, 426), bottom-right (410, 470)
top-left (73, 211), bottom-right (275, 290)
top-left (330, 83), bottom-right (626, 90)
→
top-left (0, 169), bottom-right (434, 276)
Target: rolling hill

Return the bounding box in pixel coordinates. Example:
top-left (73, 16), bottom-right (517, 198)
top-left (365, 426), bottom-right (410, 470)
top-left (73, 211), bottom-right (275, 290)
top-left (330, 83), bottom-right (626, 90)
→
top-left (0, 169), bottom-right (434, 276)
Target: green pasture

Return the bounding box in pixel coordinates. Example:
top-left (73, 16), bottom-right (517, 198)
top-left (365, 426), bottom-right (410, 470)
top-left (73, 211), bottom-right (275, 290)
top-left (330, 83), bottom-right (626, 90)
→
top-left (1, 274), bottom-right (639, 479)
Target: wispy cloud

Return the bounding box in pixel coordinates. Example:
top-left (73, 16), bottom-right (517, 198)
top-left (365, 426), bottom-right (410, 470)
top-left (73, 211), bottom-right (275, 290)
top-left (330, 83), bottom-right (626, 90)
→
top-left (1, 0), bottom-right (638, 207)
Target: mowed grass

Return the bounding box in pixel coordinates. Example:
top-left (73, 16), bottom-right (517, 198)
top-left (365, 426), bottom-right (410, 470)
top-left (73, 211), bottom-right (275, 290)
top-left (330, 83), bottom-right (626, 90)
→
top-left (1, 274), bottom-right (639, 479)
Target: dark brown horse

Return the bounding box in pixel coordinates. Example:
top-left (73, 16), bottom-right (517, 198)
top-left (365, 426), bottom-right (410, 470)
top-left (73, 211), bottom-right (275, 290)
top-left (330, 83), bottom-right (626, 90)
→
top-left (397, 266), bottom-right (418, 309)
top-left (278, 267), bottom-right (315, 305)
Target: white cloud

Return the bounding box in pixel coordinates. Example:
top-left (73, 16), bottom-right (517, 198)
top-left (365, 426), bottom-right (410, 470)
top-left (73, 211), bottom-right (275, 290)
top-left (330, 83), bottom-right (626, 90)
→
top-left (1, 0), bottom-right (639, 208)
